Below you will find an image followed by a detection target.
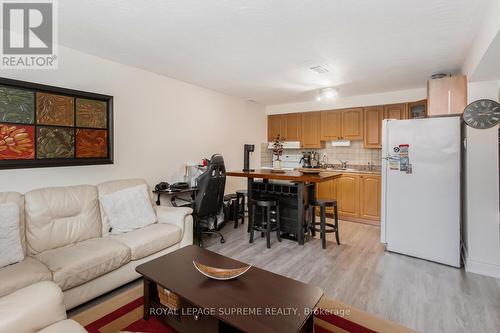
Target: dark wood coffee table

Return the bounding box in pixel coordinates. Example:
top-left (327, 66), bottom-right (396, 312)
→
top-left (136, 245), bottom-right (323, 333)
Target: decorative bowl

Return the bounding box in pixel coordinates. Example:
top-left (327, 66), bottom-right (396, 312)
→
top-left (193, 261), bottom-right (252, 280)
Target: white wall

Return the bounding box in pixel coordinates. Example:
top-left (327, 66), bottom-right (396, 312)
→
top-left (464, 80), bottom-right (500, 278)
top-left (266, 87), bottom-right (426, 114)
top-left (0, 45), bottom-right (267, 194)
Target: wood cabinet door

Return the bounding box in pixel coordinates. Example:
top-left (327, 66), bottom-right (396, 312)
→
top-left (283, 113), bottom-right (302, 141)
top-left (360, 175), bottom-right (381, 221)
top-left (268, 115), bottom-right (283, 141)
top-left (363, 106), bottom-right (383, 148)
top-left (301, 112), bottom-right (322, 148)
top-left (337, 175), bottom-right (360, 218)
top-left (384, 103), bottom-right (408, 120)
top-left (341, 108), bottom-right (364, 140)
top-left (316, 179), bottom-right (337, 214)
top-left (408, 99), bottom-right (427, 119)
top-left (427, 75), bottom-right (467, 116)
top-left (320, 110), bottom-right (341, 140)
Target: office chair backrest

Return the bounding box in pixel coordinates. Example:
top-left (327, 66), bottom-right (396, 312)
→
top-left (194, 154), bottom-right (226, 217)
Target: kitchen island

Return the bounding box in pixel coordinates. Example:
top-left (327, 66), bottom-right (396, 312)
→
top-left (226, 169), bottom-right (341, 244)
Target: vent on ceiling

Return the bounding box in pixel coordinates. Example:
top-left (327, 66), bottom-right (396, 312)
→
top-left (310, 65), bottom-right (330, 74)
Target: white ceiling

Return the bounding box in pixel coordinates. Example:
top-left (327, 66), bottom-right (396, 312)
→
top-left (58, 0), bottom-right (487, 105)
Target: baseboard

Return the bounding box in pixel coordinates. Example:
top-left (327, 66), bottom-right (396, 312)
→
top-left (465, 258), bottom-right (500, 279)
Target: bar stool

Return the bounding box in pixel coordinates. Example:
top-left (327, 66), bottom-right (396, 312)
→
top-left (310, 200), bottom-right (340, 249)
top-left (235, 189), bottom-right (246, 229)
top-left (249, 199), bottom-right (281, 248)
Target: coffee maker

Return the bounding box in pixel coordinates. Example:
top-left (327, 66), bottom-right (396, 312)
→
top-left (300, 152), bottom-right (312, 168)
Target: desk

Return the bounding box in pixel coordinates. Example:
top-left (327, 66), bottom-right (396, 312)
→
top-left (226, 169), bottom-right (341, 245)
top-left (153, 187), bottom-right (198, 206)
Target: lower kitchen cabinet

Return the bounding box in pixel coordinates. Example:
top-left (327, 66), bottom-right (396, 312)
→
top-left (359, 175), bottom-right (381, 221)
top-left (315, 173), bottom-right (381, 224)
top-left (336, 174), bottom-right (360, 218)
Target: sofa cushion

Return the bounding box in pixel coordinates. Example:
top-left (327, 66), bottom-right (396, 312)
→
top-left (0, 192), bottom-right (25, 254)
top-left (0, 257), bottom-right (52, 297)
top-left (99, 184), bottom-right (157, 235)
top-left (111, 223), bottom-right (181, 260)
top-left (97, 179), bottom-right (155, 236)
top-left (25, 185), bottom-right (101, 254)
top-left (35, 238), bottom-right (131, 290)
top-left (0, 202), bottom-right (24, 268)
top-left (37, 320), bottom-right (87, 333)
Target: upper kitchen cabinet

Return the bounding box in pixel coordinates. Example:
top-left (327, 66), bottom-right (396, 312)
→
top-left (427, 75), bottom-right (467, 116)
top-left (283, 113), bottom-right (302, 141)
top-left (408, 99), bottom-right (427, 119)
top-left (301, 112), bottom-right (323, 148)
top-left (384, 103), bottom-right (408, 120)
top-left (341, 108), bottom-right (364, 140)
top-left (363, 106), bottom-right (384, 148)
top-left (268, 114), bottom-right (284, 141)
top-left (320, 110), bottom-right (341, 140)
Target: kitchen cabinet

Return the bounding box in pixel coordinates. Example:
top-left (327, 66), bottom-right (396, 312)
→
top-left (363, 106), bottom-right (384, 148)
top-left (337, 174), bottom-right (360, 218)
top-left (320, 110), bottom-right (342, 140)
top-left (427, 75), bottom-right (467, 116)
top-left (315, 172), bottom-right (381, 224)
top-left (384, 103), bottom-right (408, 120)
top-left (341, 108), bottom-right (364, 140)
top-left (283, 113), bottom-right (302, 141)
top-left (360, 174), bottom-right (381, 221)
top-left (268, 115), bottom-right (283, 141)
top-left (301, 112), bottom-right (322, 148)
top-left (316, 178), bottom-right (337, 214)
top-left (408, 99), bottom-right (427, 119)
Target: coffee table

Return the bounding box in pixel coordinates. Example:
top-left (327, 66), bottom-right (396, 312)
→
top-left (136, 245), bottom-right (324, 333)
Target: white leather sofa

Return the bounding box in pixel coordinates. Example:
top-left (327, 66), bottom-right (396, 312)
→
top-left (0, 179), bottom-right (193, 310)
top-left (0, 281), bottom-right (86, 333)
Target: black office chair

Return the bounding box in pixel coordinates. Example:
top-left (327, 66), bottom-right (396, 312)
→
top-left (191, 154), bottom-right (227, 247)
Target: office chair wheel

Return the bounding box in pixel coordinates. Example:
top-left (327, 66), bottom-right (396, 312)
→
top-left (220, 237), bottom-right (226, 244)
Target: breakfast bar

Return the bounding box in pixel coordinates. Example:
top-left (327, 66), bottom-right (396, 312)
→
top-left (226, 169), bottom-right (341, 244)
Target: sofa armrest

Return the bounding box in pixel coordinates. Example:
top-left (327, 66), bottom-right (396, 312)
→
top-left (0, 281), bottom-right (67, 333)
top-left (154, 206), bottom-right (193, 247)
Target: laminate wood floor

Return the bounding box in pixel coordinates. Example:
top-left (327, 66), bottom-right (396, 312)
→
top-left (205, 219), bottom-right (500, 333)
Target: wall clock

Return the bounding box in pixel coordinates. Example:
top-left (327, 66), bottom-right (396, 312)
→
top-left (463, 99), bottom-right (500, 129)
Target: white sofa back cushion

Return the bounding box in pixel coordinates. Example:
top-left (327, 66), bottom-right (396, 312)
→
top-left (25, 185), bottom-right (101, 254)
top-left (0, 192), bottom-right (25, 254)
top-left (99, 184), bottom-right (157, 234)
top-left (97, 178), bottom-right (156, 236)
top-left (0, 202), bottom-right (24, 268)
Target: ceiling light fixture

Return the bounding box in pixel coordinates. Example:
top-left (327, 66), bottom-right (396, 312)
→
top-left (317, 87), bottom-right (338, 101)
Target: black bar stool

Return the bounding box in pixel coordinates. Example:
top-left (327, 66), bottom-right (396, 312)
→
top-left (310, 200), bottom-right (340, 249)
top-left (235, 189), bottom-right (246, 229)
top-left (249, 199), bottom-right (281, 248)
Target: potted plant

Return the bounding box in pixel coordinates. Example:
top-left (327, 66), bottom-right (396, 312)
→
top-left (272, 135), bottom-right (284, 169)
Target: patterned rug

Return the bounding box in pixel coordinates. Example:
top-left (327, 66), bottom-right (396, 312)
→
top-left (72, 285), bottom-right (416, 333)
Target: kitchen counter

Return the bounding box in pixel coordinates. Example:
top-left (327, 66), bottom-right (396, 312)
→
top-left (227, 169), bottom-right (342, 245)
top-left (226, 169), bottom-right (341, 183)
top-left (310, 168), bottom-right (381, 175)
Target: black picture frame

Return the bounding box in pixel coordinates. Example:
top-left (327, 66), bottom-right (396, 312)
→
top-left (0, 77), bottom-right (113, 169)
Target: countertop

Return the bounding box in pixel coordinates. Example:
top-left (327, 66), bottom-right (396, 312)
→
top-left (226, 169), bottom-right (342, 183)
top-left (297, 168), bottom-right (381, 175)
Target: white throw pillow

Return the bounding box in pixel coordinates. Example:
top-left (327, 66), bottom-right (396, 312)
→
top-left (0, 202), bottom-right (24, 268)
top-left (100, 184), bottom-right (158, 234)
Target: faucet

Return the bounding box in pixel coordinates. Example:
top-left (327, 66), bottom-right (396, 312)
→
top-left (339, 160), bottom-right (348, 169)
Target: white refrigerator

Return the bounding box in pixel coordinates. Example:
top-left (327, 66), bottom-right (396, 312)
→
top-left (381, 117), bottom-right (461, 267)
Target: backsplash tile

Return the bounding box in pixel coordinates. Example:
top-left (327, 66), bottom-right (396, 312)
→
top-left (261, 141), bottom-right (382, 167)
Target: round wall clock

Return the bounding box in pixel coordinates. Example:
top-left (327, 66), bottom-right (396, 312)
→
top-left (463, 99), bottom-right (500, 129)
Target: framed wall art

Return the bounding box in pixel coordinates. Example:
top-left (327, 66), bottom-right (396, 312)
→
top-left (0, 77), bottom-right (113, 169)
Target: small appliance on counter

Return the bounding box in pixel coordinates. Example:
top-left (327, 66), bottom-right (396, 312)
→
top-left (299, 151), bottom-right (320, 168)
top-left (243, 144), bottom-right (255, 172)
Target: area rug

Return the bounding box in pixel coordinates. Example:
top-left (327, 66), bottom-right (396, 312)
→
top-left (71, 284), bottom-right (416, 333)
